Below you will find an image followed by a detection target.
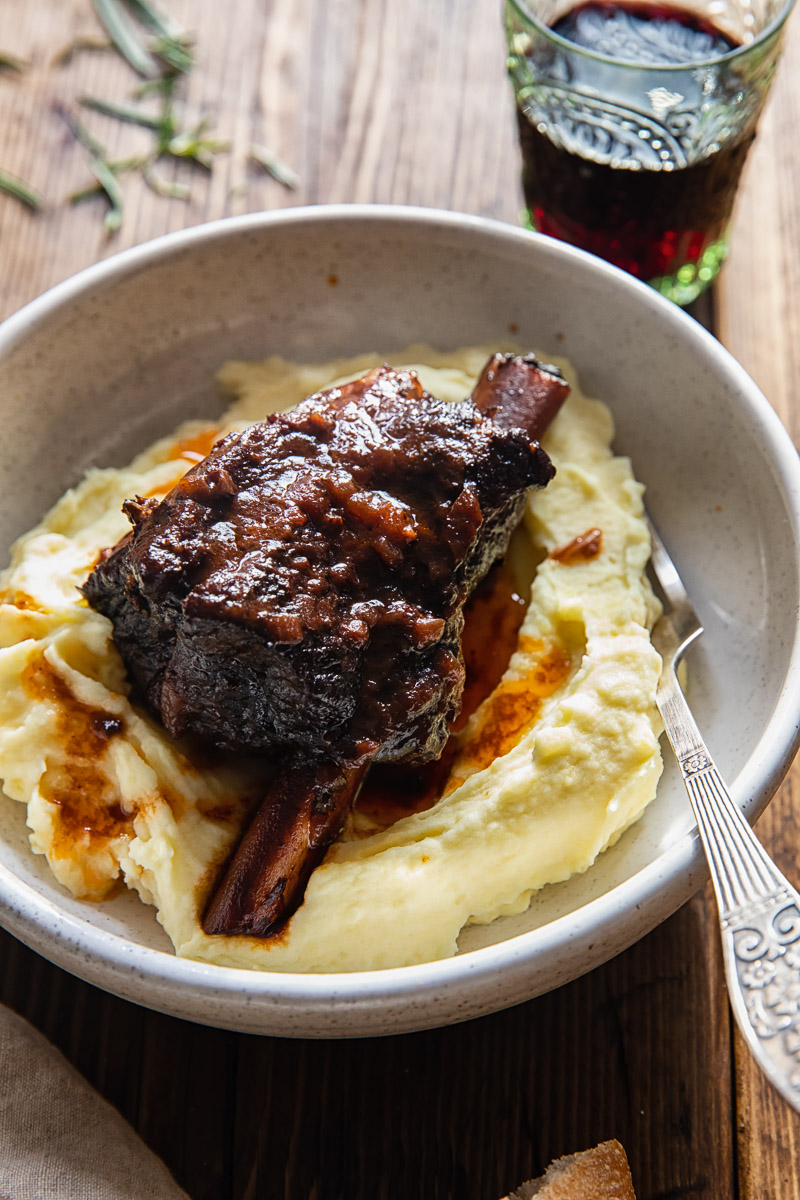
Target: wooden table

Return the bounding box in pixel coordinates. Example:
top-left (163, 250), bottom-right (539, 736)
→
top-left (1, 2), bottom-right (799, 1196)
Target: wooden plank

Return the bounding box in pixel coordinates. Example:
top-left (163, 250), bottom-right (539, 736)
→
top-left (226, 891), bottom-right (733, 1200)
top-left (716, 10), bottom-right (800, 440)
top-left (135, 1011), bottom-right (237, 1200)
top-left (0, 905), bottom-right (733, 1199)
top-left (0, 0), bottom-right (522, 325)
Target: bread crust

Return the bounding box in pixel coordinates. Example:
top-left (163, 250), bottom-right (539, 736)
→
top-left (504, 1139), bottom-right (636, 1200)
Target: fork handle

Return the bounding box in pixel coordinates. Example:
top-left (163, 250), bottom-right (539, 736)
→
top-left (658, 667), bottom-right (800, 1109)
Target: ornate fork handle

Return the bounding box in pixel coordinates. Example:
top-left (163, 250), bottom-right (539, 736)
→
top-left (659, 667), bottom-right (800, 1106)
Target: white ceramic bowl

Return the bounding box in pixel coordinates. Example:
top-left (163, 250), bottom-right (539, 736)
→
top-left (1, 206), bottom-right (799, 1037)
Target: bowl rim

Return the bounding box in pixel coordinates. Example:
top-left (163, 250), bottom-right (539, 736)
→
top-left (2, 203), bottom-right (800, 1017)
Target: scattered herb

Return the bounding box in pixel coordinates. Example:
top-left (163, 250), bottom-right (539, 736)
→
top-left (91, 0), bottom-right (194, 78)
top-left (0, 53), bottom-right (41, 210)
top-left (91, 0), bottom-right (160, 77)
top-left (80, 93), bottom-right (162, 130)
top-left (142, 161), bottom-right (189, 199)
top-left (56, 102), bottom-right (124, 231)
top-left (54, 0), bottom-right (297, 230)
top-left (80, 80), bottom-right (228, 172)
top-left (58, 3), bottom-right (225, 228)
top-left (52, 36), bottom-right (113, 68)
top-left (125, 0), bottom-right (182, 39)
top-left (0, 51), bottom-right (29, 74)
top-left (249, 143), bottom-right (300, 190)
top-left (168, 118), bottom-right (229, 170)
top-left (149, 33), bottom-right (194, 76)
top-left (0, 168), bottom-right (43, 210)
top-left (68, 156), bottom-right (145, 204)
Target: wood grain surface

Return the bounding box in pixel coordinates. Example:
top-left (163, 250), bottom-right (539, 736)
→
top-left (0, 1), bottom-right (798, 1197)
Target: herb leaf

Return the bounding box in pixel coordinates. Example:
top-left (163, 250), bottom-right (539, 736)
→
top-left (89, 157), bottom-right (125, 231)
top-left (52, 36), bottom-right (113, 67)
top-left (80, 94), bottom-right (162, 130)
top-left (142, 161), bottom-right (189, 199)
top-left (91, 0), bottom-right (159, 77)
top-left (125, 0), bottom-right (182, 40)
top-left (169, 120), bottom-right (228, 170)
top-left (0, 169), bottom-right (43, 210)
top-left (60, 0), bottom-right (268, 228)
top-left (149, 33), bottom-right (194, 76)
top-left (56, 103), bottom-right (124, 232)
top-left (0, 51), bottom-right (29, 73)
top-left (250, 143), bottom-right (301, 190)
top-left (55, 102), bottom-right (106, 158)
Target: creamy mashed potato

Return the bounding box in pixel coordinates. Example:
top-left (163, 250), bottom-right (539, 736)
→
top-left (0, 346), bottom-right (663, 972)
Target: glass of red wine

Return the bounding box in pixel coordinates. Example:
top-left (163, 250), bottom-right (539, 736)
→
top-left (506, 0), bottom-right (795, 303)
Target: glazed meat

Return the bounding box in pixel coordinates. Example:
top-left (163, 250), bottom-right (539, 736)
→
top-left (83, 354), bottom-right (570, 936)
top-left (84, 361), bottom-right (564, 764)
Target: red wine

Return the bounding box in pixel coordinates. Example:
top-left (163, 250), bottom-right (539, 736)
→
top-left (552, 1), bottom-right (735, 63)
top-left (516, 1), bottom-right (749, 285)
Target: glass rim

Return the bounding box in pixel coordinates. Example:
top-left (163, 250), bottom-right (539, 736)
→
top-left (506, 0), bottom-right (797, 71)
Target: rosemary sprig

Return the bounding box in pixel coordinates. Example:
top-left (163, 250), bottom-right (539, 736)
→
top-left (169, 119), bottom-right (228, 170)
top-left (0, 51), bottom-right (29, 74)
top-left (56, 103), bottom-right (124, 232)
top-left (125, 0), bottom-right (182, 40)
top-left (80, 83), bottom-right (228, 172)
top-left (249, 143), bottom-right (300, 190)
top-left (91, 0), bottom-right (194, 78)
top-left (0, 168), bottom-right (43, 210)
top-left (80, 94), bottom-right (162, 130)
top-left (0, 53), bottom-right (41, 209)
top-left (142, 161), bottom-right (189, 199)
top-left (52, 36), bottom-right (113, 68)
top-left (68, 155), bottom-right (147, 203)
top-left (70, 74), bottom-right (227, 220)
top-left (150, 33), bottom-right (194, 76)
top-left (61, 0), bottom-right (284, 228)
top-left (88, 157), bottom-right (125, 231)
top-left (91, 0), bottom-right (159, 77)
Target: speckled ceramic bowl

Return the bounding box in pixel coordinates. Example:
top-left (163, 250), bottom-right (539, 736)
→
top-left (0, 206), bottom-right (799, 1037)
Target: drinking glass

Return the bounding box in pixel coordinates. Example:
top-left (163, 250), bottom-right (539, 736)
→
top-left (505, 0), bottom-right (795, 304)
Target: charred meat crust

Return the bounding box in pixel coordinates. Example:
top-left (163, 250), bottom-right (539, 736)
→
top-left (84, 360), bottom-right (562, 768)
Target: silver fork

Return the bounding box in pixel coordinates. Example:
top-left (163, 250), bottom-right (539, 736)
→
top-left (648, 516), bottom-right (800, 1112)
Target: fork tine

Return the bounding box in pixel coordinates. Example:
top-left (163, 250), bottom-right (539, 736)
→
top-left (645, 513), bottom-right (694, 614)
top-left (645, 511), bottom-right (704, 666)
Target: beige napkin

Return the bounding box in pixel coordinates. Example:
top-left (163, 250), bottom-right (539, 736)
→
top-left (0, 1003), bottom-right (189, 1199)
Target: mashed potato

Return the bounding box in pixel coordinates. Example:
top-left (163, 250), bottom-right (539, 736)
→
top-left (0, 346), bottom-right (663, 972)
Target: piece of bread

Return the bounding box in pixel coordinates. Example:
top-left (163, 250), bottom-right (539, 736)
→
top-left (505, 1139), bottom-right (636, 1199)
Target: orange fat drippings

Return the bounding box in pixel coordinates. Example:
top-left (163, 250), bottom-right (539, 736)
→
top-left (453, 644), bottom-right (571, 776)
top-left (167, 426), bottom-right (222, 464)
top-left (21, 655), bottom-right (131, 861)
top-left (147, 427), bottom-right (222, 499)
